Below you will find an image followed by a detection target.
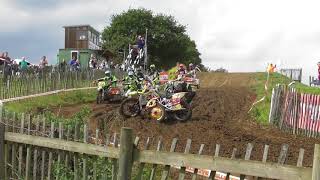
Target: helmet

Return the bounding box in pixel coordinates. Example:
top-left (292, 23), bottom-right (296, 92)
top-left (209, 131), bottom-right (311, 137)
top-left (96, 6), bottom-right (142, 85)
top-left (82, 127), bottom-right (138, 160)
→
top-left (179, 64), bottom-right (184, 68)
top-left (189, 63), bottom-right (194, 67)
top-left (105, 70), bottom-right (111, 75)
top-left (150, 64), bottom-right (155, 69)
top-left (128, 71), bottom-right (134, 76)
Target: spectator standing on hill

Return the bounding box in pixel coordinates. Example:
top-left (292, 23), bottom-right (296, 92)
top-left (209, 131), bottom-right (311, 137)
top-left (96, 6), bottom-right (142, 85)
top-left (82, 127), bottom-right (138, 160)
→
top-left (76, 59), bottom-right (81, 70)
top-left (0, 52), bottom-right (13, 80)
top-left (89, 54), bottom-right (97, 69)
top-left (0, 52), bottom-right (11, 64)
top-left (39, 56), bottom-right (48, 69)
top-left (59, 59), bottom-right (67, 72)
top-left (267, 63), bottom-right (276, 74)
top-left (69, 57), bottom-right (77, 71)
top-left (12, 60), bottom-right (19, 75)
top-left (19, 57), bottom-right (30, 75)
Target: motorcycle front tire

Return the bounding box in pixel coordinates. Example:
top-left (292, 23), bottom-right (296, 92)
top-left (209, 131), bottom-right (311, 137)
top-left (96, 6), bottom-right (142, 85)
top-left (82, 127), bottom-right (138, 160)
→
top-left (119, 98), bottom-right (140, 118)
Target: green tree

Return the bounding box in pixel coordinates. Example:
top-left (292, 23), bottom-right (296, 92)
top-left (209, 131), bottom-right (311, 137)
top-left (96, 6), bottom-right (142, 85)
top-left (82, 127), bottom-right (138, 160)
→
top-left (102, 8), bottom-right (201, 69)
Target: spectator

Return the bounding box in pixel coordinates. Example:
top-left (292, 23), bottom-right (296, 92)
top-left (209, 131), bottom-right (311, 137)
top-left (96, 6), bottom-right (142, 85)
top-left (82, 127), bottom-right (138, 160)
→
top-left (0, 52), bottom-right (13, 79)
top-left (0, 52), bottom-right (11, 64)
top-left (69, 56), bottom-right (77, 71)
top-left (267, 63), bottom-right (276, 74)
top-left (138, 36), bottom-right (145, 50)
top-left (89, 54), bottom-right (97, 69)
top-left (19, 57), bottom-right (31, 74)
top-left (100, 60), bottom-right (109, 70)
top-left (59, 59), bottom-right (67, 71)
top-left (39, 56), bottom-right (48, 69)
top-left (75, 59), bottom-right (81, 70)
top-left (12, 60), bottom-right (19, 75)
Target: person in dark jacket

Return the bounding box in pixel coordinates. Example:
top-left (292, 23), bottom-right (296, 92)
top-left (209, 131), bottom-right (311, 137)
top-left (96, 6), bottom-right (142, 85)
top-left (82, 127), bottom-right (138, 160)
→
top-left (0, 52), bottom-right (12, 80)
top-left (137, 36), bottom-right (145, 49)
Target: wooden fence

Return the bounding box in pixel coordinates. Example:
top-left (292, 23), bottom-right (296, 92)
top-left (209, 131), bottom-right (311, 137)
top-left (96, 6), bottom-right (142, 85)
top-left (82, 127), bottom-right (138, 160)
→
top-left (279, 69), bottom-right (302, 82)
top-left (0, 111), bottom-right (318, 180)
top-left (269, 84), bottom-right (320, 138)
top-left (0, 70), bottom-right (106, 100)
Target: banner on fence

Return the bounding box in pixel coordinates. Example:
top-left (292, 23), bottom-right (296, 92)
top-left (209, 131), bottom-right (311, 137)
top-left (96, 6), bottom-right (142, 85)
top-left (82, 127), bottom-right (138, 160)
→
top-left (173, 166), bottom-right (243, 180)
top-left (270, 85), bottom-right (320, 137)
top-left (159, 71), bottom-right (169, 84)
top-left (297, 94), bottom-right (320, 133)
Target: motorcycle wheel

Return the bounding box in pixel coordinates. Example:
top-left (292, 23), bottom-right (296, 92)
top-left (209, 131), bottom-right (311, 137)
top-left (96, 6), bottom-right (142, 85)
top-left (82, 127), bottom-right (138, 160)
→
top-left (119, 98), bottom-right (140, 118)
top-left (173, 108), bottom-right (192, 122)
top-left (150, 104), bottom-right (166, 122)
top-left (96, 91), bottom-right (103, 104)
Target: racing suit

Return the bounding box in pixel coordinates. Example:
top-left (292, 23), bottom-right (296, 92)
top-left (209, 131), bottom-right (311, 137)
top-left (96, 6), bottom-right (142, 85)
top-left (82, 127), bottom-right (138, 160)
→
top-left (97, 75), bottom-right (117, 88)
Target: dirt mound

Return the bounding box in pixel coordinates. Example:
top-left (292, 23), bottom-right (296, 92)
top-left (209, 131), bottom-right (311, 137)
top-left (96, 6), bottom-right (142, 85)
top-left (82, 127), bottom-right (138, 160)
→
top-left (56, 73), bottom-right (320, 167)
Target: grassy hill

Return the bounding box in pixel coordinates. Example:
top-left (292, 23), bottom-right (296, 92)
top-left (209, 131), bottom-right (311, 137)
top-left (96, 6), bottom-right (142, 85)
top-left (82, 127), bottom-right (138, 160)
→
top-left (250, 72), bottom-right (320, 124)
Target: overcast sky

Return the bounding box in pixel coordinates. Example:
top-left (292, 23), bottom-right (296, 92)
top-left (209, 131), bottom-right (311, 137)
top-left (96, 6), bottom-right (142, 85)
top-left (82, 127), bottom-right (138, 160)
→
top-left (1, 0), bottom-right (320, 83)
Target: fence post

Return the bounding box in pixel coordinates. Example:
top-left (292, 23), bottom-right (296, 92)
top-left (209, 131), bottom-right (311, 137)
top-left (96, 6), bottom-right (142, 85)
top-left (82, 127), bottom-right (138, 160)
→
top-left (0, 115), bottom-right (5, 179)
top-left (118, 127), bottom-right (134, 180)
top-left (312, 144), bottom-right (320, 180)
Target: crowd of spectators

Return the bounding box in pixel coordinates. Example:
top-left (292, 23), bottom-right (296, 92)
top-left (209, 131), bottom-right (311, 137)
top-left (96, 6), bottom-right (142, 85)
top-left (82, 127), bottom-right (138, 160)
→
top-left (0, 52), bottom-right (49, 77)
top-left (56, 53), bottom-right (120, 73)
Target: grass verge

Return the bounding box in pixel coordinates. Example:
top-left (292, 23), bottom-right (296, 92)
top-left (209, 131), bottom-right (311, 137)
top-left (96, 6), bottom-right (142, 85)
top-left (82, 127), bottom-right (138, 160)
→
top-left (4, 89), bottom-right (96, 113)
top-left (250, 72), bottom-right (320, 124)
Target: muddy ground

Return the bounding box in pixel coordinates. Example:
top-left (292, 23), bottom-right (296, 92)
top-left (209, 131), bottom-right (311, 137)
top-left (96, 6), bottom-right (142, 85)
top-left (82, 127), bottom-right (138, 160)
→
top-left (53, 73), bottom-right (320, 167)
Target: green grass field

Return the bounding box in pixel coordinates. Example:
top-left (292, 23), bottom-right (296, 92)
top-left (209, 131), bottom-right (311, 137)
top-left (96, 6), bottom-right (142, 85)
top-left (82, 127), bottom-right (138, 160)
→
top-left (4, 89), bottom-right (96, 113)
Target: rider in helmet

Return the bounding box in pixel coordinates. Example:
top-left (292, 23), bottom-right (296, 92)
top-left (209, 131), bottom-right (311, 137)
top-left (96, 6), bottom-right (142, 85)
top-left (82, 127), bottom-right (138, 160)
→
top-left (189, 63), bottom-right (194, 71)
top-left (123, 70), bottom-right (140, 93)
top-left (135, 67), bottom-right (145, 81)
top-left (188, 63), bottom-right (196, 78)
top-left (148, 64), bottom-right (159, 85)
top-left (96, 70), bottom-right (117, 87)
top-left (176, 64), bottom-right (187, 79)
top-left (148, 64), bottom-right (156, 75)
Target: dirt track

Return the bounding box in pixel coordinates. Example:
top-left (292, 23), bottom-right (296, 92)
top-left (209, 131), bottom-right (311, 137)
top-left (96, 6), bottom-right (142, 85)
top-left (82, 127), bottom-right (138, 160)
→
top-left (55, 73), bottom-right (320, 167)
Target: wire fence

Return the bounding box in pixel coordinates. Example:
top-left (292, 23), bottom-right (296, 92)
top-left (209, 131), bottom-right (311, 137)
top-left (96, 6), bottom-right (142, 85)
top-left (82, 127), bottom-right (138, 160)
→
top-left (279, 68), bottom-right (302, 82)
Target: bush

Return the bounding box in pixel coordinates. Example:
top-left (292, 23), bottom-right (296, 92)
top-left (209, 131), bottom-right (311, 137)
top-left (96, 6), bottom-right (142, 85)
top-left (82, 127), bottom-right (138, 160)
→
top-left (44, 106), bottom-right (91, 129)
